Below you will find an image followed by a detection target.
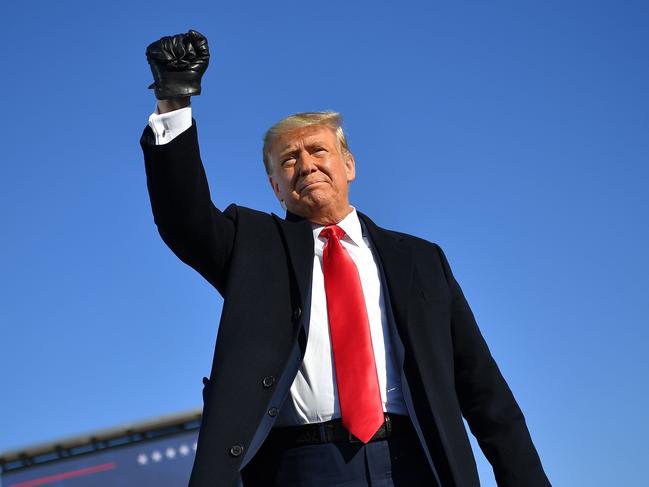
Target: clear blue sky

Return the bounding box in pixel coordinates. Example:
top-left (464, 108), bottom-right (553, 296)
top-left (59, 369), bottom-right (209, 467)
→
top-left (1, 1), bottom-right (647, 485)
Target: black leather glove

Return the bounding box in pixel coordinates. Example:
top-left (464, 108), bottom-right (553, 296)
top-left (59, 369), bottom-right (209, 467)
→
top-left (146, 29), bottom-right (210, 100)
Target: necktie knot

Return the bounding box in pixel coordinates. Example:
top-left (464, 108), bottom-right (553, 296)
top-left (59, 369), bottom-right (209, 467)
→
top-left (319, 225), bottom-right (345, 241)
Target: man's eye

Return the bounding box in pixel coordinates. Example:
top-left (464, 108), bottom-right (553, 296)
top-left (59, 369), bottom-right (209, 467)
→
top-left (282, 157), bottom-right (296, 166)
top-left (314, 148), bottom-right (326, 153)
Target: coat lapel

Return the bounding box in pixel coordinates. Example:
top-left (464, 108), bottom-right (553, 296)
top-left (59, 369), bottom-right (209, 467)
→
top-left (358, 211), bottom-right (414, 337)
top-left (271, 210), bottom-right (414, 339)
top-left (271, 211), bottom-right (314, 323)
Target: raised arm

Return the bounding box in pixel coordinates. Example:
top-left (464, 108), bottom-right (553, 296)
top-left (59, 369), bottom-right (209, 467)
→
top-left (140, 30), bottom-right (236, 295)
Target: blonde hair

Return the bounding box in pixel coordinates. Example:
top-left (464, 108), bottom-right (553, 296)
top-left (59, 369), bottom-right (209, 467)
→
top-left (262, 111), bottom-right (351, 175)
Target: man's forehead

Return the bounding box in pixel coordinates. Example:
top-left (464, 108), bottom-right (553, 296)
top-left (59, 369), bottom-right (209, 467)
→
top-left (274, 125), bottom-right (336, 152)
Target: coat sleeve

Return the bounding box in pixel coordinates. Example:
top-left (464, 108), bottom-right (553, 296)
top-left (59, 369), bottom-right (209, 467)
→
top-left (140, 121), bottom-right (236, 296)
top-left (434, 244), bottom-right (551, 487)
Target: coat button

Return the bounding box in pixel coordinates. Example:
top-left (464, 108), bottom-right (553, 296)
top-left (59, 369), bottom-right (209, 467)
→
top-left (292, 306), bottom-right (302, 321)
top-left (229, 444), bottom-right (244, 457)
top-left (268, 407), bottom-right (278, 417)
top-left (262, 376), bottom-right (275, 388)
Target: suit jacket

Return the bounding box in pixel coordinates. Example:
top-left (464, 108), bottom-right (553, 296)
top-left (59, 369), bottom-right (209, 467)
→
top-left (140, 122), bottom-right (551, 487)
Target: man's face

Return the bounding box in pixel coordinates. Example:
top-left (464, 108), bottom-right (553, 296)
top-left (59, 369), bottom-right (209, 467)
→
top-left (268, 125), bottom-right (356, 223)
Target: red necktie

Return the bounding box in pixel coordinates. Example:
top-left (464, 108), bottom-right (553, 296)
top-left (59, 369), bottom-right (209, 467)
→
top-left (320, 225), bottom-right (384, 443)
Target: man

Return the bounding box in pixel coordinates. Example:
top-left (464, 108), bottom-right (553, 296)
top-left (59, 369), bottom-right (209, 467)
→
top-left (141, 30), bottom-right (551, 487)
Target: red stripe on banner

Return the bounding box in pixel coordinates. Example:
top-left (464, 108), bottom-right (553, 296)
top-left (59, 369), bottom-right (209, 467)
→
top-left (8, 462), bottom-right (117, 487)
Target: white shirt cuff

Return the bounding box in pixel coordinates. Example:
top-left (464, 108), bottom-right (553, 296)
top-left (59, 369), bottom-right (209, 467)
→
top-left (147, 106), bottom-right (193, 145)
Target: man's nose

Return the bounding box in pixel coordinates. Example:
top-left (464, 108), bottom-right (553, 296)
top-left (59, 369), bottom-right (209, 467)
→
top-left (298, 153), bottom-right (318, 176)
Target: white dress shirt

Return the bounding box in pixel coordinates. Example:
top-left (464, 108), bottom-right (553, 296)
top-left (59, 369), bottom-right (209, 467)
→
top-left (148, 105), bottom-right (192, 145)
top-left (275, 208), bottom-right (407, 425)
top-left (148, 107), bottom-right (407, 425)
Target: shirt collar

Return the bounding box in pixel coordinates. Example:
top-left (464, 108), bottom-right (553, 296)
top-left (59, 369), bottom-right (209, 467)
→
top-left (311, 206), bottom-right (364, 246)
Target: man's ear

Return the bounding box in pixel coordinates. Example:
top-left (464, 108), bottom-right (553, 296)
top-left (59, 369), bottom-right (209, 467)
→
top-left (345, 153), bottom-right (356, 183)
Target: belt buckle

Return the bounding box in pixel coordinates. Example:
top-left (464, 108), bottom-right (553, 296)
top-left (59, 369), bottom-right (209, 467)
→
top-left (348, 415), bottom-right (390, 443)
top-left (348, 432), bottom-right (362, 443)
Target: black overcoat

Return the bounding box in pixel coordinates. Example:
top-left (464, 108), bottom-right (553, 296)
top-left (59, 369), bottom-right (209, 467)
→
top-left (140, 122), bottom-right (550, 487)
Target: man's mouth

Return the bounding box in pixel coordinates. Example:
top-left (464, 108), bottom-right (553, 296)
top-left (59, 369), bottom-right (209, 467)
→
top-left (298, 181), bottom-right (325, 192)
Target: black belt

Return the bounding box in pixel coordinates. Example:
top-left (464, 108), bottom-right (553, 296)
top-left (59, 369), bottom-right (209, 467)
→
top-left (268, 414), bottom-right (413, 446)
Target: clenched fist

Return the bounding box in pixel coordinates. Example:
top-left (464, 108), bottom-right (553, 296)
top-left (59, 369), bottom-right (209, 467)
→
top-left (146, 29), bottom-right (210, 100)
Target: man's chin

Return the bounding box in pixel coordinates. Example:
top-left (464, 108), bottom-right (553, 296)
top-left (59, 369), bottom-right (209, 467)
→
top-left (290, 194), bottom-right (327, 212)
top-left (287, 200), bottom-right (326, 219)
